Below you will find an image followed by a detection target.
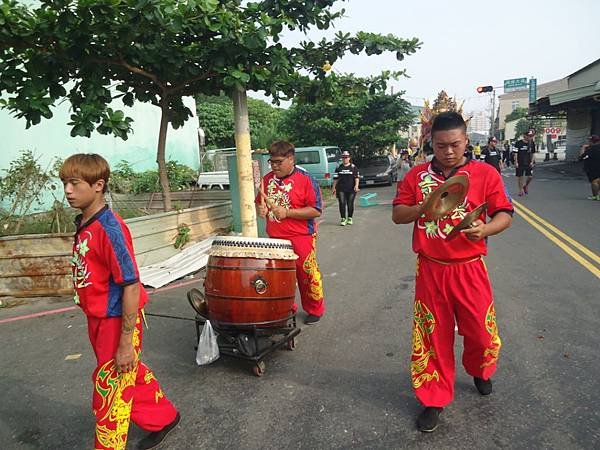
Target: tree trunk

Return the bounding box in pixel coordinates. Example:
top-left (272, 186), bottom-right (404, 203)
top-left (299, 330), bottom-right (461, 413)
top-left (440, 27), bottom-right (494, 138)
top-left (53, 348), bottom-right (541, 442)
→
top-left (157, 97), bottom-right (172, 212)
top-left (232, 87), bottom-right (258, 237)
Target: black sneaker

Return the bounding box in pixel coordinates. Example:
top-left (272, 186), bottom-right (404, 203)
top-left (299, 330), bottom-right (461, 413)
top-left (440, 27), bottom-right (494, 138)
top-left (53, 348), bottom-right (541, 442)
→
top-left (304, 314), bottom-right (321, 325)
top-left (474, 377), bottom-right (493, 395)
top-left (416, 407), bottom-right (443, 433)
top-left (137, 412), bottom-right (181, 450)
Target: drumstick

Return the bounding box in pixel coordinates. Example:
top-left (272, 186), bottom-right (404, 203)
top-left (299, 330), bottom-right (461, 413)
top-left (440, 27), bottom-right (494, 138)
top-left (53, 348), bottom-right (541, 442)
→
top-left (258, 185), bottom-right (275, 209)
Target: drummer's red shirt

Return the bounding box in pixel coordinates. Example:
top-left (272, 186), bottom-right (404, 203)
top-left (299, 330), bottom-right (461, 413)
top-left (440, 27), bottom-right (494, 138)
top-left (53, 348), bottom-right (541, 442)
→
top-left (71, 206), bottom-right (148, 318)
top-left (393, 158), bottom-right (513, 262)
top-left (256, 166), bottom-right (323, 239)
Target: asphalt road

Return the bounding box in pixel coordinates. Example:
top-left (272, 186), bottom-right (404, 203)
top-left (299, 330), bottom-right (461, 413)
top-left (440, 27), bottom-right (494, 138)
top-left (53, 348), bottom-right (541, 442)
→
top-left (1, 161), bottom-right (599, 450)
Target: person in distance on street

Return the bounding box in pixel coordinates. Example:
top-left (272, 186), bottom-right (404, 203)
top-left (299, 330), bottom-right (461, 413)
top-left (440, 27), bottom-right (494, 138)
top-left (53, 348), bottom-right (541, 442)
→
top-left (332, 150), bottom-right (360, 226)
top-left (396, 149), bottom-right (414, 182)
top-left (256, 141), bottom-right (325, 325)
top-left (514, 131), bottom-right (536, 196)
top-left (579, 135), bottom-right (600, 200)
top-left (392, 112), bottom-right (513, 433)
top-left (502, 140), bottom-right (511, 168)
top-left (481, 136), bottom-right (504, 173)
top-left (60, 154), bottom-right (180, 450)
top-left (473, 141), bottom-right (482, 160)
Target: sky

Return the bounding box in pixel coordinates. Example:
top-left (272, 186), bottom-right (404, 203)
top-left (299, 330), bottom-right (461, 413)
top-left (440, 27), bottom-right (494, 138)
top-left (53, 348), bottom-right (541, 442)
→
top-left (262, 0), bottom-right (600, 114)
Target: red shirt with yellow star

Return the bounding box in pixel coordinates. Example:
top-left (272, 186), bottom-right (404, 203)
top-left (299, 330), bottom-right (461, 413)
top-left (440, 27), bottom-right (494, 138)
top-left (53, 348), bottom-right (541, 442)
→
top-left (257, 166), bottom-right (323, 239)
top-left (393, 158), bottom-right (513, 262)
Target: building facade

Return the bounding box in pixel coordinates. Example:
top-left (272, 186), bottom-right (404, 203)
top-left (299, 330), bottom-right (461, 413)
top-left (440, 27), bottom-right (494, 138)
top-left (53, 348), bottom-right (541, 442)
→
top-left (530, 59), bottom-right (600, 160)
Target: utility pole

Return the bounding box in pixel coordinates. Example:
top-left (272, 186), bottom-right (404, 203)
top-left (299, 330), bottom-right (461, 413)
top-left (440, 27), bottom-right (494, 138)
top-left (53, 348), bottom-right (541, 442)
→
top-left (490, 89), bottom-right (496, 138)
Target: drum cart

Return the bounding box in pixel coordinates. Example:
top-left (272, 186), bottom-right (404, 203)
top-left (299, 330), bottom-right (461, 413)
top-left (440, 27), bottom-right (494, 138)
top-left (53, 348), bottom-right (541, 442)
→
top-left (188, 289), bottom-right (300, 377)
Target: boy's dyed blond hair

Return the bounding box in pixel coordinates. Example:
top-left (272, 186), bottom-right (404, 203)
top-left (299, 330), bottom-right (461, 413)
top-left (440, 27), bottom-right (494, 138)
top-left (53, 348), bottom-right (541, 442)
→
top-left (59, 154), bottom-right (110, 193)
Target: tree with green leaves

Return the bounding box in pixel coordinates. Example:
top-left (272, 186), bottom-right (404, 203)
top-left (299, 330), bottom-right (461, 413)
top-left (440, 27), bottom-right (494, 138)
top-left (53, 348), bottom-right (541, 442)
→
top-left (514, 117), bottom-right (543, 141)
top-left (1, 0), bottom-right (420, 211)
top-left (196, 95), bottom-right (283, 150)
top-left (0, 150), bottom-right (62, 234)
top-left (505, 107), bottom-right (528, 123)
top-left (279, 73), bottom-right (414, 158)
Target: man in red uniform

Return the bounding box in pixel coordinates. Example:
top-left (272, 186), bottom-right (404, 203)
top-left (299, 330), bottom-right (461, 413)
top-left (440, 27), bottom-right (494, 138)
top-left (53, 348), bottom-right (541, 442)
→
top-left (392, 112), bottom-right (513, 432)
top-left (60, 154), bottom-right (179, 450)
top-left (256, 141), bottom-right (325, 324)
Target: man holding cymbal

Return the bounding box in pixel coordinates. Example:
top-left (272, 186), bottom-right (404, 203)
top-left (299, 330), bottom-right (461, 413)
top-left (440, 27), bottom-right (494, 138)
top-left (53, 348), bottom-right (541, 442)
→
top-left (392, 112), bottom-right (513, 433)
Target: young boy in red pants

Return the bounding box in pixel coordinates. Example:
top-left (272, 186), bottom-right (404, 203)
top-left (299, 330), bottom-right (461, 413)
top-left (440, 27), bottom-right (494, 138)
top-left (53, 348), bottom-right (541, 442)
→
top-left (392, 112), bottom-right (513, 432)
top-left (256, 141), bottom-right (325, 325)
top-left (60, 154), bottom-right (179, 450)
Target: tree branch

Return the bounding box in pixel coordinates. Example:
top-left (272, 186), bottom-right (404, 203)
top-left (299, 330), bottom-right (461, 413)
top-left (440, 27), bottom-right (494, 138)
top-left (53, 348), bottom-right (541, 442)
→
top-left (90, 57), bottom-right (167, 91)
top-left (171, 71), bottom-right (216, 95)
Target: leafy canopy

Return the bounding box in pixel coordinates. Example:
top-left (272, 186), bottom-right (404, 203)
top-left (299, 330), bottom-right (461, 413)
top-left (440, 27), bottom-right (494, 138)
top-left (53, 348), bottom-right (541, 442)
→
top-left (279, 73), bottom-right (415, 158)
top-left (505, 107), bottom-right (529, 123)
top-left (196, 95), bottom-right (283, 150)
top-left (0, 0), bottom-right (421, 140)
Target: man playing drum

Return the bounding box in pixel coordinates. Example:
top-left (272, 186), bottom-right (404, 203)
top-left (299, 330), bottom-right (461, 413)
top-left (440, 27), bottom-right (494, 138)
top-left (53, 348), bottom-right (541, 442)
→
top-left (392, 112), bottom-right (513, 433)
top-left (256, 141), bottom-right (325, 325)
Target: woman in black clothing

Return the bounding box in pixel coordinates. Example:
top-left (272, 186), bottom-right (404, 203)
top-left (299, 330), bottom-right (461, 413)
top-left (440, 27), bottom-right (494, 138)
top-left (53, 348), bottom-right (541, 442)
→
top-left (331, 151), bottom-right (360, 226)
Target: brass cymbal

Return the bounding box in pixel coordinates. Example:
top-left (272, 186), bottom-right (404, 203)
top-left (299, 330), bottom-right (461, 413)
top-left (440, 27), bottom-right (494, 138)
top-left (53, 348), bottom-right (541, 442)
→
top-left (445, 202), bottom-right (488, 241)
top-left (187, 288), bottom-right (208, 316)
top-left (422, 175), bottom-right (469, 221)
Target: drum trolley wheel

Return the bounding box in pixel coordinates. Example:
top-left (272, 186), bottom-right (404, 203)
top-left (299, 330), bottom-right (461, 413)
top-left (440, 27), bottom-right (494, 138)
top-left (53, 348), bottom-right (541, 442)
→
top-left (193, 312), bottom-right (301, 377)
top-left (190, 284), bottom-right (300, 377)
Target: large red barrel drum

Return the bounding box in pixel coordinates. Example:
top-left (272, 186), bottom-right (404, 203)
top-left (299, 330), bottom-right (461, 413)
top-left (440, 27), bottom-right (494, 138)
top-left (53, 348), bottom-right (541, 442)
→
top-left (204, 236), bottom-right (298, 326)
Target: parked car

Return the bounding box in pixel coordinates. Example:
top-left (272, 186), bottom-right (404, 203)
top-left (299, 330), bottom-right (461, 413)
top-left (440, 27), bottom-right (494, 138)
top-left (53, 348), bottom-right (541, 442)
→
top-left (357, 155), bottom-right (397, 187)
top-left (197, 170), bottom-right (230, 190)
top-left (294, 146), bottom-right (342, 187)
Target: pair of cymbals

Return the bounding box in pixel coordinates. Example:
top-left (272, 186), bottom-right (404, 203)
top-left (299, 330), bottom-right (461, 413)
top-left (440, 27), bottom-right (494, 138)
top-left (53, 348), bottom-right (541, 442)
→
top-left (445, 202), bottom-right (488, 241)
top-left (422, 175), bottom-right (469, 221)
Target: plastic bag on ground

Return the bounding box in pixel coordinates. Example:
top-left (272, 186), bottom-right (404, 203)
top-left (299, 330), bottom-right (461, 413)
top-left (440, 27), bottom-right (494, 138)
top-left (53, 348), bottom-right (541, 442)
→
top-left (196, 320), bottom-right (219, 365)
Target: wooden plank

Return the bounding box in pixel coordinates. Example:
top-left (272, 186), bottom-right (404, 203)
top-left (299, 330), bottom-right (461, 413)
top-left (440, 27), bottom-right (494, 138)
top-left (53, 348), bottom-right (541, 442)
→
top-left (0, 203), bottom-right (232, 297)
top-left (0, 234), bottom-right (73, 259)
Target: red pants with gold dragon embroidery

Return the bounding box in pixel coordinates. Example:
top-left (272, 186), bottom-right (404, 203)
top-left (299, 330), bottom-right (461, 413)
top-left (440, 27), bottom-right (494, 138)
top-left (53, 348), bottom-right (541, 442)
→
top-left (411, 255), bottom-right (501, 407)
top-left (87, 312), bottom-right (177, 450)
top-left (288, 234), bottom-right (325, 317)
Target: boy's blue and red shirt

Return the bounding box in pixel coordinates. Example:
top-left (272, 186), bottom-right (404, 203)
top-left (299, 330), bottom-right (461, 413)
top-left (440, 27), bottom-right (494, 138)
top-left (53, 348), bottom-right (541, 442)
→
top-left (70, 206), bottom-right (148, 318)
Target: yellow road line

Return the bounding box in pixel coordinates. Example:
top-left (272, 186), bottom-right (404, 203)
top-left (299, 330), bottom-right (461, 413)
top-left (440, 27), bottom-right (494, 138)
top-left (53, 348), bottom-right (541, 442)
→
top-left (512, 203), bottom-right (600, 279)
top-left (513, 200), bottom-right (600, 265)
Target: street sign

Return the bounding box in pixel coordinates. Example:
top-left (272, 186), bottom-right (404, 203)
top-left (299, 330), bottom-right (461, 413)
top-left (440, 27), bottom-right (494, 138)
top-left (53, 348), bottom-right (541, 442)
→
top-left (504, 77), bottom-right (528, 92)
top-left (529, 78), bottom-right (537, 103)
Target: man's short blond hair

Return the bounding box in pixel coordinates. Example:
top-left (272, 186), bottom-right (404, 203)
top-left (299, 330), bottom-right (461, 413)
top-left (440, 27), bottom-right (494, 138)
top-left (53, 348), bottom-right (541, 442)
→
top-left (59, 154), bottom-right (110, 193)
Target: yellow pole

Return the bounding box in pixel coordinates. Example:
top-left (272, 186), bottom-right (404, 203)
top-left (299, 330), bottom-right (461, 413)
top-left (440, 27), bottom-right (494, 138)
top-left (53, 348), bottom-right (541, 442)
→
top-left (232, 87), bottom-right (258, 237)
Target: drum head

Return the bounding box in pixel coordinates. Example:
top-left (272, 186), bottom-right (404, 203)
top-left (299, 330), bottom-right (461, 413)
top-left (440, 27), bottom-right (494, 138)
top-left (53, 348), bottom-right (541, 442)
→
top-left (209, 236), bottom-right (298, 260)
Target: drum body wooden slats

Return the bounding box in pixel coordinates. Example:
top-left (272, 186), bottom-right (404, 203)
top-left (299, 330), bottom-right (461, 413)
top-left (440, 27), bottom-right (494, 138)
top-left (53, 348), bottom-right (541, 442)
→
top-left (204, 237), bottom-right (298, 326)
